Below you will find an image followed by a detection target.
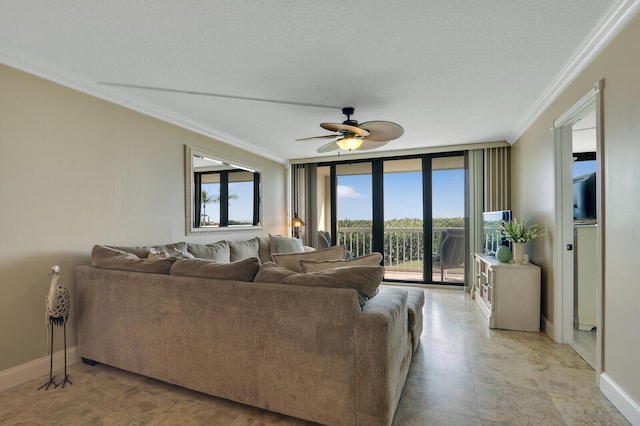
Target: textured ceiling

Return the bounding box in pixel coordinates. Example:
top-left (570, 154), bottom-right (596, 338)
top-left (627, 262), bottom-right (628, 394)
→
top-left (1, 0), bottom-right (636, 163)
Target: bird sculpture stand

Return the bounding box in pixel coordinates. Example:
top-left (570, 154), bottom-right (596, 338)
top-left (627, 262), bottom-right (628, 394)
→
top-left (38, 265), bottom-right (72, 390)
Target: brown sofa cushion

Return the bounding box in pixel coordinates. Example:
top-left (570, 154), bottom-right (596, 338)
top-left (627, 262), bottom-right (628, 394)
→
top-left (300, 252), bottom-right (383, 273)
top-left (229, 238), bottom-right (260, 261)
top-left (271, 246), bottom-right (346, 272)
top-left (187, 241), bottom-right (231, 261)
top-left (91, 245), bottom-right (175, 274)
top-left (170, 257), bottom-right (261, 282)
top-left (255, 262), bottom-right (383, 306)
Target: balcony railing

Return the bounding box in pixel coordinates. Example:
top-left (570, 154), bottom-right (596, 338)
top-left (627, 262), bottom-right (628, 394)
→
top-left (336, 227), bottom-right (464, 280)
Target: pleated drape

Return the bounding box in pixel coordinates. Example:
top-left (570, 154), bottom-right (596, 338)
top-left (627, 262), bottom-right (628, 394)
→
top-left (484, 146), bottom-right (511, 211)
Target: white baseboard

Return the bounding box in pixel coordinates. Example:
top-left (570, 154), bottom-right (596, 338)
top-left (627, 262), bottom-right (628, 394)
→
top-left (540, 313), bottom-right (556, 341)
top-left (600, 373), bottom-right (640, 425)
top-left (0, 346), bottom-right (80, 392)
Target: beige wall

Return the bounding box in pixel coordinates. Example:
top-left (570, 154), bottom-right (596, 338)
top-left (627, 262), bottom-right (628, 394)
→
top-left (0, 64), bottom-right (287, 372)
top-left (511, 14), bottom-right (640, 405)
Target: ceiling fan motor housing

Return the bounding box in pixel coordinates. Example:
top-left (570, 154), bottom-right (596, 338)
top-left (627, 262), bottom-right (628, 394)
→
top-left (341, 107), bottom-right (358, 128)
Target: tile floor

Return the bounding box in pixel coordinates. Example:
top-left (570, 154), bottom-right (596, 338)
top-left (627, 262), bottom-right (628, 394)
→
top-left (0, 288), bottom-right (630, 425)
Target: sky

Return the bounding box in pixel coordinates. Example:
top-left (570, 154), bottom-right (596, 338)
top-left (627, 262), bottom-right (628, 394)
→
top-left (338, 169), bottom-right (465, 220)
top-left (202, 182), bottom-right (254, 223)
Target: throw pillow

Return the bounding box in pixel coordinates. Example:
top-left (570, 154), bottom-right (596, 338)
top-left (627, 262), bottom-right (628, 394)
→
top-left (269, 234), bottom-right (304, 254)
top-left (254, 262), bottom-right (383, 306)
top-left (152, 242), bottom-right (195, 259)
top-left (271, 245), bottom-right (346, 272)
top-left (148, 247), bottom-right (171, 259)
top-left (187, 241), bottom-right (231, 262)
top-left (229, 237), bottom-right (260, 261)
top-left (300, 252), bottom-right (382, 273)
top-left (170, 257), bottom-right (261, 282)
top-left (91, 245), bottom-right (175, 274)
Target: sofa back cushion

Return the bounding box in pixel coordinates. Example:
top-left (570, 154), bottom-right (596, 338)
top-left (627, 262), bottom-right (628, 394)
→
top-left (300, 252), bottom-right (383, 273)
top-left (229, 238), bottom-right (260, 261)
top-left (170, 257), bottom-right (261, 282)
top-left (91, 245), bottom-right (175, 274)
top-left (187, 241), bottom-right (231, 262)
top-left (271, 246), bottom-right (346, 272)
top-left (255, 262), bottom-right (383, 306)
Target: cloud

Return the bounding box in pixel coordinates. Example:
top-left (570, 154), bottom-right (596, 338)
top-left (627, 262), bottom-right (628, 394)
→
top-left (337, 185), bottom-right (362, 198)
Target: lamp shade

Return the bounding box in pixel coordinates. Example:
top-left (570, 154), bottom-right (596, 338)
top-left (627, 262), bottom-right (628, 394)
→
top-left (291, 216), bottom-right (305, 227)
top-left (336, 135), bottom-right (363, 151)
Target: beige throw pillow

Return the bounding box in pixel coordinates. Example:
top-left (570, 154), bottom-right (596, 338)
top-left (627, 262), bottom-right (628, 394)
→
top-left (254, 262), bottom-right (383, 306)
top-left (170, 257), bottom-right (261, 282)
top-left (271, 245), bottom-right (346, 272)
top-left (187, 241), bottom-right (231, 261)
top-left (229, 238), bottom-right (260, 261)
top-left (300, 252), bottom-right (382, 273)
top-left (91, 245), bottom-right (175, 274)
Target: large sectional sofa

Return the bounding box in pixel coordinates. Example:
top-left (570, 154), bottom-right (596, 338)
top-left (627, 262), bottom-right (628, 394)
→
top-left (75, 236), bottom-right (424, 426)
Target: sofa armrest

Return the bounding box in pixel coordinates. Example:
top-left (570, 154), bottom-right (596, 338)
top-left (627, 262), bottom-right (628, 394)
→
top-left (354, 287), bottom-right (413, 426)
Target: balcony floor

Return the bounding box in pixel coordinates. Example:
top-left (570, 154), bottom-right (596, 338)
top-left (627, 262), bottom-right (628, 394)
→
top-left (384, 269), bottom-right (464, 284)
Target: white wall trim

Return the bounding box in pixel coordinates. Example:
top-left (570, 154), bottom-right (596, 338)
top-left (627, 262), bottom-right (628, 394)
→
top-left (540, 313), bottom-right (556, 342)
top-left (509, 0), bottom-right (640, 143)
top-left (600, 373), bottom-right (640, 425)
top-left (0, 347), bottom-right (80, 392)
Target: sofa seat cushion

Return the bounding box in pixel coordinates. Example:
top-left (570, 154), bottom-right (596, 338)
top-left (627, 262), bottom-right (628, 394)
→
top-left (187, 241), bottom-right (231, 261)
top-left (405, 287), bottom-right (425, 352)
top-left (300, 252), bottom-right (382, 273)
top-left (91, 245), bottom-right (175, 274)
top-left (255, 262), bottom-right (383, 306)
top-left (271, 246), bottom-right (347, 272)
top-left (170, 257), bottom-right (261, 282)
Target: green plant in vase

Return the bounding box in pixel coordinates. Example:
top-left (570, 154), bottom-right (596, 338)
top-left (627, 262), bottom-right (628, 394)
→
top-left (499, 218), bottom-right (544, 263)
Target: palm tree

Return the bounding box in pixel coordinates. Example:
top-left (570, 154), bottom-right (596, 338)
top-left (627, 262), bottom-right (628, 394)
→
top-left (201, 189), bottom-right (217, 224)
top-left (201, 190), bottom-right (239, 225)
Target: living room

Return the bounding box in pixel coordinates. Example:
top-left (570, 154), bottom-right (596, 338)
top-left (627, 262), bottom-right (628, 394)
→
top-left (2, 1), bottom-right (640, 424)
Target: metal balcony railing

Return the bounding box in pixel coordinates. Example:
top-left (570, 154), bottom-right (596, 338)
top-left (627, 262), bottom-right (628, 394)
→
top-left (336, 226), bottom-right (463, 272)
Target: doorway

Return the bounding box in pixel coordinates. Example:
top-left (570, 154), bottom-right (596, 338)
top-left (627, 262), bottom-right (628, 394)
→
top-left (553, 81), bottom-right (603, 376)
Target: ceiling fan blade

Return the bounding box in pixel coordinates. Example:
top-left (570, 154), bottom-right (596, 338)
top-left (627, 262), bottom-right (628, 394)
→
top-left (97, 82), bottom-right (343, 109)
top-left (320, 122), bottom-right (370, 137)
top-left (359, 121), bottom-right (404, 142)
top-left (356, 140), bottom-right (390, 151)
top-left (317, 141), bottom-right (341, 153)
top-left (294, 135), bottom-right (340, 141)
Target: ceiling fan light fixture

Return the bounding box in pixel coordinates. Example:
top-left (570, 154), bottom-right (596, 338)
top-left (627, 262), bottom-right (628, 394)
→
top-left (336, 134), bottom-right (363, 151)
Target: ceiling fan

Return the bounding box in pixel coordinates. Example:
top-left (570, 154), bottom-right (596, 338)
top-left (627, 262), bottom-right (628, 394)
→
top-left (296, 107), bottom-right (404, 153)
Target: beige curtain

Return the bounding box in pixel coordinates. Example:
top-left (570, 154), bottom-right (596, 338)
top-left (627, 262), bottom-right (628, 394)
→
top-left (466, 149), bottom-right (484, 291)
top-left (484, 146), bottom-right (511, 211)
top-left (291, 164), bottom-right (306, 240)
top-left (291, 164), bottom-right (318, 246)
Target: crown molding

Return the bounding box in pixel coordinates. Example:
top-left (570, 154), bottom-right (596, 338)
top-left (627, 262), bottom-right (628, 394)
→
top-left (509, 0), bottom-right (640, 144)
top-left (0, 48), bottom-right (287, 165)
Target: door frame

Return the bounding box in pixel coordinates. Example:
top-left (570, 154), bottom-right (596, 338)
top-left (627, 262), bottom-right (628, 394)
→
top-left (552, 80), bottom-right (604, 381)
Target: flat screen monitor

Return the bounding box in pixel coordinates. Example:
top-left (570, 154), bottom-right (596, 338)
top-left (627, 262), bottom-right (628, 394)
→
top-left (483, 210), bottom-right (512, 256)
top-left (573, 172), bottom-right (596, 221)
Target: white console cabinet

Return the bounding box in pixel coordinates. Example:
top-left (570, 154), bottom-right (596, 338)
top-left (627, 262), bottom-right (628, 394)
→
top-left (472, 254), bottom-right (541, 332)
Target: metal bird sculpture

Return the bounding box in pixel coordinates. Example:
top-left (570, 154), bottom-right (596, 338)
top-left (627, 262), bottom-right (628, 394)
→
top-left (38, 265), bottom-right (72, 390)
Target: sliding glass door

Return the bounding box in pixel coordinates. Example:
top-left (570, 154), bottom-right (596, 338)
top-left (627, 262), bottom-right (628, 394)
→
top-left (309, 152), bottom-right (466, 284)
top-left (431, 156), bottom-right (466, 284)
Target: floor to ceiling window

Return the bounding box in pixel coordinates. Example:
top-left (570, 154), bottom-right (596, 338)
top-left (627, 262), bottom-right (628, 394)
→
top-left (312, 152), bottom-right (466, 285)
